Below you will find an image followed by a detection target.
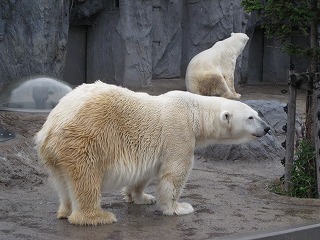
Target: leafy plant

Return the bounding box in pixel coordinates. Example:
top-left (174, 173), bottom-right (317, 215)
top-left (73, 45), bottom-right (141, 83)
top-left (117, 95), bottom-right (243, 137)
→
top-left (289, 139), bottom-right (317, 198)
top-left (269, 139), bottom-right (317, 198)
top-left (241, 0), bottom-right (320, 57)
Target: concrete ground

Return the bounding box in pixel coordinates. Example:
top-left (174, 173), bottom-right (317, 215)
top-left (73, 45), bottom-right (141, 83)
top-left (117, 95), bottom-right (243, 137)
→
top-left (1, 79), bottom-right (320, 240)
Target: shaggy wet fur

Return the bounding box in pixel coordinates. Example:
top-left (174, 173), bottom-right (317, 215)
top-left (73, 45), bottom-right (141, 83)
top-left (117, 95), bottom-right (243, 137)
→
top-left (35, 81), bottom-right (268, 225)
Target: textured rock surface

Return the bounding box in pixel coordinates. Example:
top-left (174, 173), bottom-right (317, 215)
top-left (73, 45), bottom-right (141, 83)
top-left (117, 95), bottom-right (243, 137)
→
top-left (199, 132), bottom-right (285, 162)
top-left (0, 0), bottom-right (69, 88)
top-left (71, 0), bottom-right (249, 86)
top-left (0, 0), bottom-right (298, 88)
top-left (0, 0), bottom-right (253, 88)
top-left (151, 0), bottom-right (183, 79)
top-left (182, 0), bottom-right (248, 80)
top-left (117, 1), bottom-right (153, 87)
top-left (86, 0), bottom-right (153, 87)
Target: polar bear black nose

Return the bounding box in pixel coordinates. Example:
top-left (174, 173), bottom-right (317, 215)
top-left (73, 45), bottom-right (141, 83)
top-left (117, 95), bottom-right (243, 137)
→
top-left (264, 127), bottom-right (270, 134)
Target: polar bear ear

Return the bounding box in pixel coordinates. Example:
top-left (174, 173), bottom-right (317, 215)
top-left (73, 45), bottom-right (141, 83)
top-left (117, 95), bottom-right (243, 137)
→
top-left (221, 111), bottom-right (232, 124)
top-left (231, 32), bottom-right (234, 36)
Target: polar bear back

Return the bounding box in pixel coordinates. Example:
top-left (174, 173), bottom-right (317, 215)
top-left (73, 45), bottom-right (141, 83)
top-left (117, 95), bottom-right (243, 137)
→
top-left (188, 33), bottom-right (248, 74)
top-left (35, 82), bottom-right (195, 170)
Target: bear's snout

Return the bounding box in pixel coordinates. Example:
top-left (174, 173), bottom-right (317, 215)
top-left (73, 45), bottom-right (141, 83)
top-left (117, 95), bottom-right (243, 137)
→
top-left (260, 119), bottom-right (270, 135)
top-left (264, 126), bottom-right (270, 134)
top-left (256, 119), bottom-right (270, 137)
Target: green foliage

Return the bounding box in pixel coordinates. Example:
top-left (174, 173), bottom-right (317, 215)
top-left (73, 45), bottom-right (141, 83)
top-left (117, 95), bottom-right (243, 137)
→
top-left (290, 139), bottom-right (317, 198)
top-left (241, 0), bottom-right (320, 57)
top-left (269, 139), bottom-right (317, 198)
top-left (242, 0), bottom-right (320, 198)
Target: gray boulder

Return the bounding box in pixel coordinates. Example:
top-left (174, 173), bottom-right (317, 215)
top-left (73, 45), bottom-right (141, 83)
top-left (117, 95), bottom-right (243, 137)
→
top-left (199, 132), bottom-right (285, 162)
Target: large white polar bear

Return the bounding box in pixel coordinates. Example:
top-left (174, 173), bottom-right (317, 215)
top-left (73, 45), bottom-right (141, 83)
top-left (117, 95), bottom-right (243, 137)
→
top-left (185, 32), bottom-right (249, 99)
top-left (35, 81), bottom-right (269, 226)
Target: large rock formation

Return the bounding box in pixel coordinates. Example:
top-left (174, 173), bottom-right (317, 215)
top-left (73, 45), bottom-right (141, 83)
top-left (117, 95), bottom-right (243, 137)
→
top-left (182, 0), bottom-right (248, 80)
top-left (76, 0), bottom-right (153, 87)
top-left (2, 0), bottom-right (294, 88)
top-left (0, 0), bottom-right (69, 88)
top-left (67, 0), bottom-right (249, 87)
top-left (199, 132), bottom-right (285, 162)
top-left (151, 0), bottom-right (183, 79)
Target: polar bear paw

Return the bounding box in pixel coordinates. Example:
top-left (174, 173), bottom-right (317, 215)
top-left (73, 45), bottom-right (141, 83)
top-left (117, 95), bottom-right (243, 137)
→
top-left (57, 202), bottom-right (72, 219)
top-left (233, 93), bottom-right (241, 99)
top-left (222, 92), bottom-right (241, 100)
top-left (57, 207), bottom-right (72, 219)
top-left (162, 202), bottom-right (194, 216)
top-left (123, 192), bottom-right (156, 205)
top-left (137, 193), bottom-right (156, 204)
top-left (68, 210), bottom-right (117, 225)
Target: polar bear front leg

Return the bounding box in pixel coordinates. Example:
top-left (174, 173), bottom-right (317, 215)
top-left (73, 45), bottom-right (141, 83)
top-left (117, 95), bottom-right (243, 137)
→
top-left (54, 177), bottom-right (72, 219)
top-left (156, 157), bottom-right (194, 215)
top-left (48, 167), bottom-right (72, 219)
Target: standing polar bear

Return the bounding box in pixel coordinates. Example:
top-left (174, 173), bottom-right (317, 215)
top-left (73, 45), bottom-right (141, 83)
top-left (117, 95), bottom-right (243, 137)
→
top-left (35, 81), bottom-right (269, 225)
top-left (185, 32), bottom-right (249, 99)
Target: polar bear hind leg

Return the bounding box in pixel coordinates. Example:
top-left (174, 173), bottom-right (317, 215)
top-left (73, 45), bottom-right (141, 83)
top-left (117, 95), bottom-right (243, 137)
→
top-left (64, 165), bottom-right (117, 225)
top-left (221, 88), bottom-right (241, 100)
top-left (195, 71), bottom-right (239, 99)
top-left (122, 179), bottom-right (156, 205)
top-left (224, 74), bottom-right (241, 100)
top-left (212, 74), bottom-right (240, 99)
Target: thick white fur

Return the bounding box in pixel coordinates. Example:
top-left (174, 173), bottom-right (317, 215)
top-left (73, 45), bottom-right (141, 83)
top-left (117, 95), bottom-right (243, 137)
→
top-left (35, 81), bottom-right (268, 225)
top-left (185, 32), bottom-right (249, 99)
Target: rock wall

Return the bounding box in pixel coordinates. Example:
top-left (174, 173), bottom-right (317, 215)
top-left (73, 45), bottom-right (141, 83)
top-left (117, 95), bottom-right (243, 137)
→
top-left (117, 0), bottom-right (153, 87)
top-left (151, 0), bottom-right (183, 79)
top-left (182, 0), bottom-right (248, 79)
top-left (1, 0), bottom-right (295, 88)
top-left (0, 0), bottom-right (69, 88)
top-left (68, 0), bottom-right (250, 87)
top-left (85, 0), bottom-right (153, 87)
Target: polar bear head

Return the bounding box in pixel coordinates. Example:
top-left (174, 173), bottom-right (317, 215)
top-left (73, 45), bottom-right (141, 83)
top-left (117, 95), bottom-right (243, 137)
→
top-left (229, 32), bottom-right (249, 54)
top-left (217, 100), bottom-right (270, 145)
top-left (231, 32), bottom-right (249, 43)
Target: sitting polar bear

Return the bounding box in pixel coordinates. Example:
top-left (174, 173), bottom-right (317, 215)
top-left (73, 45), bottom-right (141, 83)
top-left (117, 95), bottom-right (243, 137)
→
top-left (35, 81), bottom-right (269, 225)
top-left (185, 32), bottom-right (249, 99)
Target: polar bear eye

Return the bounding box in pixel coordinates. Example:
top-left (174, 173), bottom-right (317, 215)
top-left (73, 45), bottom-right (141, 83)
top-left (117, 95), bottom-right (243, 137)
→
top-left (248, 116), bottom-right (253, 120)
